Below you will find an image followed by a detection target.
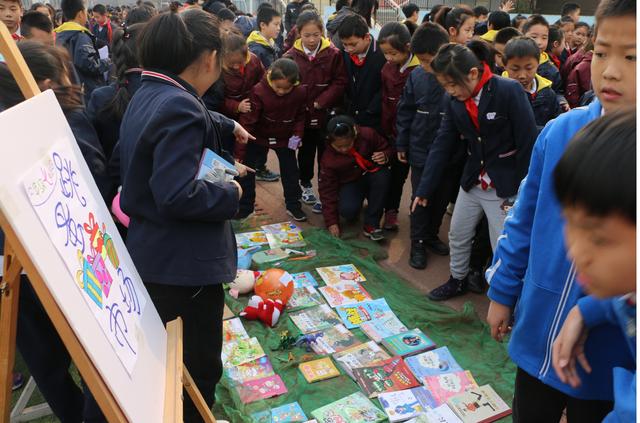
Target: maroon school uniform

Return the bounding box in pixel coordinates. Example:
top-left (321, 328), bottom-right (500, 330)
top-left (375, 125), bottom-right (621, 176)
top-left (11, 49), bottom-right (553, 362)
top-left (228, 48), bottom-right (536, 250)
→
top-left (285, 38), bottom-right (348, 129)
top-left (380, 54), bottom-right (420, 140)
top-left (319, 126), bottom-right (393, 227)
top-left (283, 26), bottom-right (298, 54)
top-left (238, 76), bottom-right (306, 158)
top-left (221, 52), bottom-right (265, 120)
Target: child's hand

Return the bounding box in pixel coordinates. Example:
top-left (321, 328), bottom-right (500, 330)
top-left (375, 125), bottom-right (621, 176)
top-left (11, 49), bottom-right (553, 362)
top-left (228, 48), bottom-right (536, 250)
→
top-left (500, 0), bottom-right (515, 12)
top-left (237, 98), bottom-right (252, 113)
top-left (552, 305), bottom-right (591, 388)
top-left (411, 197), bottom-right (428, 213)
top-left (233, 121), bottom-right (255, 144)
top-left (313, 101), bottom-right (322, 110)
top-left (397, 152), bottom-right (408, 163)
top-left (328, 224), bottom-right (340, 237)
top-left (487, 300), bottom-right (513, 342)
top-left (234, 162), bottom-right (255, 178)
top-left (371, 151), bottom-right (387, 165)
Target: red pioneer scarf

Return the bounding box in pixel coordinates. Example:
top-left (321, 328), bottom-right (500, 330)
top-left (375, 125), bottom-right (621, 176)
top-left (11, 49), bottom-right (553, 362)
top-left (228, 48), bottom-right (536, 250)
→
top-left (349, 53), bottom-right (365, 67)
top-left (349, 147), bottom-right (380, 173)
top-left (463, 62), bottom-right (493, 132)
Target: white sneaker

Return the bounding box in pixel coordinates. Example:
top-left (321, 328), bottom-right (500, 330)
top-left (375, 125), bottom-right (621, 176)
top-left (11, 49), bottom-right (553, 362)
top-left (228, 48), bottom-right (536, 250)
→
top-left (301, 186), bottom-right (317, 205)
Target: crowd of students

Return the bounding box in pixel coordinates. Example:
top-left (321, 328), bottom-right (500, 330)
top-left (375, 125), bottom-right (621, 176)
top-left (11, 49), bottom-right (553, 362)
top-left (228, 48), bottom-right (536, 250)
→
top-left (0, 0), bottom-right (636, 421)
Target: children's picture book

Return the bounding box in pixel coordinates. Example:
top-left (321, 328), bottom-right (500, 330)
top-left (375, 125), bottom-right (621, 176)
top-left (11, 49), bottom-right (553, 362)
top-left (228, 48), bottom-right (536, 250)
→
top-left (318, 282), bottom-right (372, 308)
top-left (197, 148), bottom-right (237, 182)
top-left (422, 371), bottom-right (478, 406)
top-left (405, 347), bottom-right (463, 380)
top-left (311, 392), bottom-right (387, 423)
top-left (235, 231), bottom-right (269, 249)
top-left (287, 285), bottom-right (325, 310)
top-left (292, 271), bottom-right (319, 288)
top-left (222, 317), bottom-right (249, 343)
top-left (332, 341), bottom-right (391, 379)
top-left (299, 357), bottom-right (341, 383)
top-left (335, 298), bottom-right (394, 329)
top-left (382, 329), bottom-right (436, 357)
top-left (237, 374), bottom-right (288, 404)
top-left (250, 410), bottom-right (271, 423)
top-left (290, 304), bottom-right (342, 334)
top-left (447, 385), bottom-right (511, 423)
top-left (223, 304), bottom-right (235, 320)
top-left (361, 315), bottom-right (409, 343)
top-left (378, 387), bottom-right (439, 422)
top-left (311, 324), bottom-right (362, 355)
top-left (251, 248), bottom-right (294, 266)
top-left (316, 264), bottom-right (366, 286)
top-left (225, 355), bottom-right (275, 383)
top-left (411, 405), bottom-right (463, 423)
top-left (261, 221), bottom-right (306, 249)
top-left (221, 337), bottom-right (266, 367)
top-left (271, 402), bottom-right (308, 422)
top-left (352, 356), bottom-right (420, 398)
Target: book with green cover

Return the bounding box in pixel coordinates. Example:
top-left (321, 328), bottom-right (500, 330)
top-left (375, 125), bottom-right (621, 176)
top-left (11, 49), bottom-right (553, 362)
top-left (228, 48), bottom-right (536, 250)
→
top-left (311, 324), bottom-right (362, 355)
top-left (290, 304), bottom-right (342, 334)
top-left (381, 329), bottom-right (436, 357)
top-left (311, 392), bottom-right (386, 423)
top-left (287, 285), bottom-right (324, 310)
top-left (221, 337), bottom-right (265, 367)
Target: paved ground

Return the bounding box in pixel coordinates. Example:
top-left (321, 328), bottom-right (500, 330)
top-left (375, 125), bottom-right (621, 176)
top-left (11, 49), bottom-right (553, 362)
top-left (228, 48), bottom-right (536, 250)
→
top-left (250, 152), bottom-right (491, 320)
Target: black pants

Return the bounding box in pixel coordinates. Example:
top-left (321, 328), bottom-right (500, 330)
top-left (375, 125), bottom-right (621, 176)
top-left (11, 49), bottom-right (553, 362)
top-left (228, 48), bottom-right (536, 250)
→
top-left (16, 276), bottom-right (85, 423)
top-left (339, 167), bottom-right (390, 227)
top-left (145, 283), bottom-right (225, 423)
top-left (239, 143), bottom-right (302, 216)
top-left (384, 159), bottom-right (410, 212)
top-left (298, 128), bottom-right (326, 187)
top-left (254, 146), bottom-right (269, 172)
top-left (409, 165), bottom-right (455, 241)
top-left (513, 367), bottom-right (613, 423)
top-left (469, 216), bottom-right (493, 271)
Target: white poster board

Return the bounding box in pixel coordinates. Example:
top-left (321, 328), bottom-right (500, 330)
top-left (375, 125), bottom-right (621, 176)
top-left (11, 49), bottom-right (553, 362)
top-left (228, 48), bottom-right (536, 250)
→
top-left (0, 91), bottom-right (167, 422)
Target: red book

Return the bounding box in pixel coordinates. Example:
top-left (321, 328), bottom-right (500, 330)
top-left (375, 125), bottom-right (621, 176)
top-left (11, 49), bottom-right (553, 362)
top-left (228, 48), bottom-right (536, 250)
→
top-left (352, 356), bottom-right (420, 398)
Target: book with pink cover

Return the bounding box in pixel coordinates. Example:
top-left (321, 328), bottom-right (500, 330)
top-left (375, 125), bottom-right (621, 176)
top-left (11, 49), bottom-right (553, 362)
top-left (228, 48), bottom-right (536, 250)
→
top-left (237, 374), bottom-right (288, 404)
top-left (447, 384), bottom-right (512, 423)
top-left (318, 282), bottom-right (372, 308)
top-left (224, 356), bottom-right (275, 383)
top-left (423, 371), bottom-right (478, 405)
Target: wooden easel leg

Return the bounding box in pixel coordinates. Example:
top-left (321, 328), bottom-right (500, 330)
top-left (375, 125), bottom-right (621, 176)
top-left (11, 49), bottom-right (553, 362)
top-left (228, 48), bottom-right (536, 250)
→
top-left (183, 367), bottom-right (217, 423)
top-left (0, 241), bottom-right (23, 423)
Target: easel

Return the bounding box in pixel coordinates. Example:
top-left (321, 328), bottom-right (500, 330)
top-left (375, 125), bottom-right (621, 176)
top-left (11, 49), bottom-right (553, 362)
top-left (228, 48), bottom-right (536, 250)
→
top-left (0, 22), bottom-right (217, 423)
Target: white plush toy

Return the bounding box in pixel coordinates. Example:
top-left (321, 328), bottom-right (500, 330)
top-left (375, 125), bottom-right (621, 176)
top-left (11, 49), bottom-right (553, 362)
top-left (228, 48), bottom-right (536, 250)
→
top-left (229, 269), bottom-right (258, 299)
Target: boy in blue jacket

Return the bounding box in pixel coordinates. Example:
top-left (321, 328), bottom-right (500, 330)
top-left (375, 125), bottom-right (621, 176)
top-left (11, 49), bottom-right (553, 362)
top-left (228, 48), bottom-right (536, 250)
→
top-left (551, 110), bottom-right (635, 423)
top-left (55, 0), bottom-right (110, 102)
top-left (486, 0), bottom-right (636, 421)
top-left (396, 22), bottom-right (451, 269)
top-left (247, 6), bottom-right (281, 69)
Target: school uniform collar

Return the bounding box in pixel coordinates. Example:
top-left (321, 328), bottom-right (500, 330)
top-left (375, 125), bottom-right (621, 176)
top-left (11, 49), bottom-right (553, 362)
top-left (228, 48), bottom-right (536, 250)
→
top-left (141, 69), bottom-right (198, 96)
top-left (399, 54), bottom-right (420, 73)
top-left (303, 42), bottom-right (321, 57)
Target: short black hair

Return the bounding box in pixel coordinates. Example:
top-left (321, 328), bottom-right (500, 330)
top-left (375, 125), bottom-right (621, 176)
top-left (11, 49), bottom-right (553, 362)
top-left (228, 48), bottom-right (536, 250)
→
top-left (523, 14), bottom-right (549, 34)
top-left (61, 0), bottom-right (86, 21)
top-left (338, 14), bottom-right (370, 39)
top-left (257, 5), bottom-right (280, 27)
top-left (269, 58), bottom-right (299, 84)
top-left (595, 0), bottom-right (635, 24)
top-left (217, 7), bottom-right (235, 21)
top-left (378, 21), bottom-right (411, 52)
top-left (335, 0), bottom-right (349, 12)
top-left (488, 11), bottom-right (510, 30)
top-left (126, 5), bottom-right (155, 24)
top-left (574, 21), bottom-right (590, 31)
top-left (21, 10), bottom-right (53, 36)
top-left (473, 5), bottom-right (488, 17)
top-left (554, 109), bottom-right (636, 222)
top-left (327, 114), bottom-right (356, 140)
top-left (494, 27), bottom-right (521, 45)
top-left (93, 3), bottom-right (106, 14)
top-left (410, 22), bottom-right (448, 55)
top-left (402, 3), bottom-right (419, 19)
top-left (547, 26), bottom-right (564, 51)
top-left (296, 10), bottom-right (323, 31)
top-left (503, 36), bottom-right (540, 64)
top-left (511, 14), bottom-right (526, 28)
top-left (138, 9), bottom-right (222, 75)
top-left (560, 2), bottom-right (581, 17)
top-left (556, 15), bottom-right (575, 26)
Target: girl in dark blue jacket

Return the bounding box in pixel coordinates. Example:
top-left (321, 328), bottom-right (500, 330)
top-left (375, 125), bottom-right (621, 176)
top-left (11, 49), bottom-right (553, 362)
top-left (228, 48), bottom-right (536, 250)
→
top-left (118, 11), bottom-right (250, 422)
top-left (412, 41), bottom-right (537, 301)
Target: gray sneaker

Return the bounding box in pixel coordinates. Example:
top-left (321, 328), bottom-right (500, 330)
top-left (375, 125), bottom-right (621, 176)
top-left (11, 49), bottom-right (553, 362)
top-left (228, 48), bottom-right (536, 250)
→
top-left (301, 186), bottom-right (317, 204)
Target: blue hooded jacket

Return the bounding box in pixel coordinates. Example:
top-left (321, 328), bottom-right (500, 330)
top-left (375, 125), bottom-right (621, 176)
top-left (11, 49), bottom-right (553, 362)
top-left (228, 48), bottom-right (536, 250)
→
top-left (487, 99), bottom-right (635, 400)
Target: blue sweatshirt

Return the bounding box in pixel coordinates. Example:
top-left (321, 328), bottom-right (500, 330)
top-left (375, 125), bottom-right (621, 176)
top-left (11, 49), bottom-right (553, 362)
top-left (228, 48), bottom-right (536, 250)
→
top-left (579, 295), bottom-right (636, 422)
top-left (487, 99), bottom-right (634, 400)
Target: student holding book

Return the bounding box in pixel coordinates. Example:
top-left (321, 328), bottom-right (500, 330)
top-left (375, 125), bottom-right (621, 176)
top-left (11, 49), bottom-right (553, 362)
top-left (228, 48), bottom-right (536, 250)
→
top-left (117, 11), bottom-right (251, 422)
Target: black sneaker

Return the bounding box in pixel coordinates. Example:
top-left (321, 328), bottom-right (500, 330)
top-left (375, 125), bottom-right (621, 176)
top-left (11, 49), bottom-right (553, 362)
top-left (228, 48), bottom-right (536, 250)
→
top-left (427, 276), bottom-right (467, 301)
top-left (424, 236), bottom-right (450, 256)
top-left (467, 269), bottom-right (488, 294)
top-left (409, 240), bottom-right (427, 269)
top-left (287, 208), bottom-right (307, 222)
top-left (255, 169), bottom-right (280, 182)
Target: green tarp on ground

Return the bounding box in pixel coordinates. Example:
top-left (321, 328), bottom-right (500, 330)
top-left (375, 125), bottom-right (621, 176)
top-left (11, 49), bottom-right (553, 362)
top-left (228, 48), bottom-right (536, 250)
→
top-left (214, 227), bottom-right (516, 422)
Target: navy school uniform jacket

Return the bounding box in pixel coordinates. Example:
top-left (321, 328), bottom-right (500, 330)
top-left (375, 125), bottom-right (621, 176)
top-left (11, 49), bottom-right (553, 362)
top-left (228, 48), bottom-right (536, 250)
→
top-left (247, 31), bottom-right (279, 69)
top-left (54, 22), bottom-right (110, 101)
top-left (342, 38), bottom-right (386, 128)
top-left (118, 71), bottom-right (240, 286)
top-left (416, 76), bottom-right (538, 200)
top-left (501, 72), bottom-right (561, 131)
top-left (87, 70), bottom-right (142, 160)
top-left (538, 52), bottom-right (563, 96)
top-left (395, 67), bottom-right (448, 168)
top-left (284, 38), bottom-right (348, 129)
top-left (284, 0), bottom-right (309, 32)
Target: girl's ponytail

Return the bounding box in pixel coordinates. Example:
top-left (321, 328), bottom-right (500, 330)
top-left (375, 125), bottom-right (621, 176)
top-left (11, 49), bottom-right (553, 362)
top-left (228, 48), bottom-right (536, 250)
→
top-left (431, 41), bottom-right (494, 85)
top-left (466, 39), bottom-right (496, 70)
